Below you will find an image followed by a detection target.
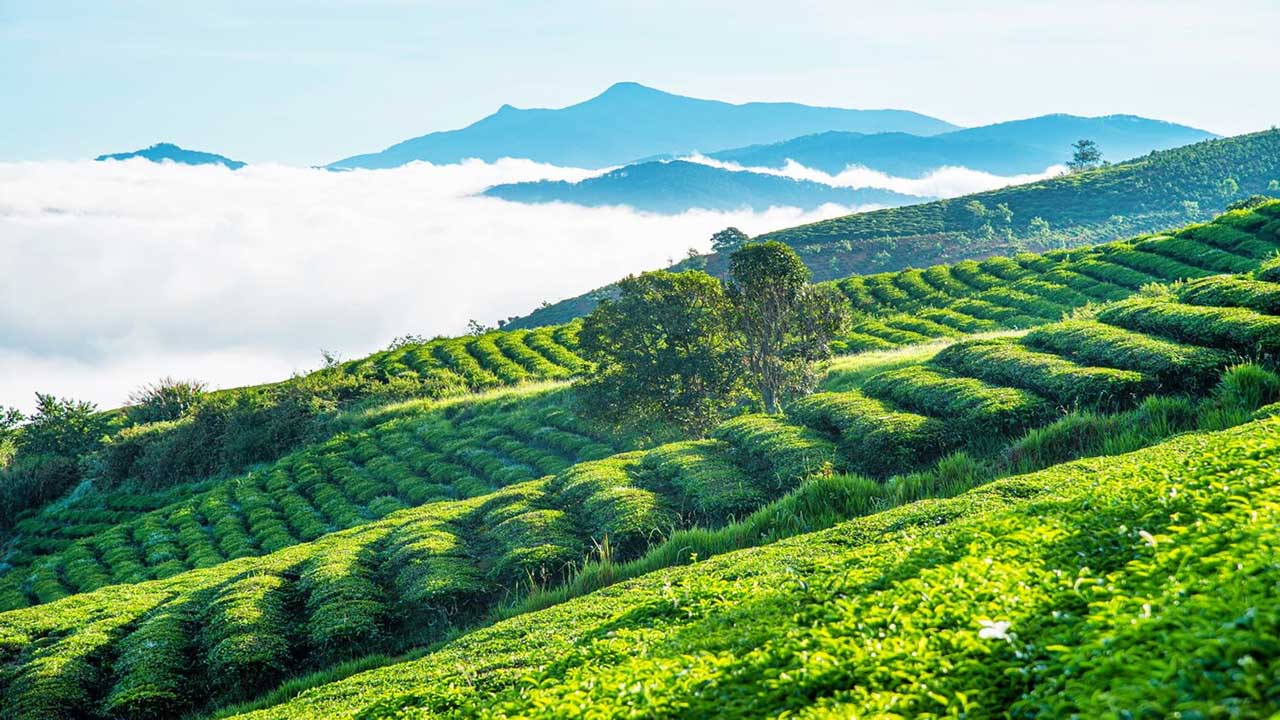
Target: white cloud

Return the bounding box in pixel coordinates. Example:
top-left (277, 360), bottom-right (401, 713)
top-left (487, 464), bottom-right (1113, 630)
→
top-left (0, 158), bottom-right (859, 412)
top-left (679, 153), bottom-right (1067, 198)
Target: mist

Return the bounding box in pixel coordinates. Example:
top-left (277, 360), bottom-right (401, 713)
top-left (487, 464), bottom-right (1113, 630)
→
top-left (681, 153), bottom-right (1067, 198)
top-left (0, 158), bottom-right (861, 412)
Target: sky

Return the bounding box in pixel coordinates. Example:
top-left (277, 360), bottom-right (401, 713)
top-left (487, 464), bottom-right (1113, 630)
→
top-left (2, 0), bottom-right (1278, 165)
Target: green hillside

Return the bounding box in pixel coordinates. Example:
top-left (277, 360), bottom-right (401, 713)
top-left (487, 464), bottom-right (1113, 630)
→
top-left (509, 129), bottom-right (1280, 328)
top-left (8, 240), bottom-right (1280, 716)
top-left (227, 415), bottom-right (1280, 719)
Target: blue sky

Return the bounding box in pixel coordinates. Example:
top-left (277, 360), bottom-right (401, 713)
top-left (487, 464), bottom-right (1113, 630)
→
top-left (2, 0), bottom-right (1277, 165)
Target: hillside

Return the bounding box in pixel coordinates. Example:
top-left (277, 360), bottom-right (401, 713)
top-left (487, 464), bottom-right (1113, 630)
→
top-left (482, 160), bottom-right (926, 213)
top-left (508, 129), bottom-right (1280, 328)
top-left (4, 208), bottom-right (1280, 718)
top-left (325, 82), bottom-right (957, 170)
top-left (94, 142), bottom-right (246, 169)
top-left (709, 113), bottom-right (1215, 176)
top-left (7, 243), bottom-right (1280, 715)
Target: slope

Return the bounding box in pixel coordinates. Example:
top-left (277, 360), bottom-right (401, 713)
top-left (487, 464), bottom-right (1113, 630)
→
top-left (710, 113), bottom-right (1215, 176)
top-left (325, 82), bottom-right (956, 170)
top-left (482, 160), bottom-right (925, 213)
top-left (225, 414), bottom-right (1280, 719)
top-left (508, 130), bottom-right (1280, 328)
top-left (7, 257), bottom-right (1280, 717)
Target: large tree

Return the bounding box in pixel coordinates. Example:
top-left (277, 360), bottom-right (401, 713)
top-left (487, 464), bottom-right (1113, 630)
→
top-left (726, 242), bottom-right (851, 414)
top-left (576, 270), bottom-right (744, 438)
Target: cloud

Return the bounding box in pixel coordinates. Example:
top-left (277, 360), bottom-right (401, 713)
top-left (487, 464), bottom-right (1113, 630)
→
top-left (0, 158), bottom-right (860, 412)
top-left (679, 153), bottom-right (1067, 198)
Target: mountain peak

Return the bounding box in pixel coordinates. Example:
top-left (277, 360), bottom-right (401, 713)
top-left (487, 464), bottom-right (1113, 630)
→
top-left (95, 143), bottom-right (246, 169)
top-left (594, 81), bottom-right (667, 100)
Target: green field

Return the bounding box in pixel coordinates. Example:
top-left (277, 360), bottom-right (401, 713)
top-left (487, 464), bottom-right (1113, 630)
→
top-left (5, 204), bottom-right (1280, 718)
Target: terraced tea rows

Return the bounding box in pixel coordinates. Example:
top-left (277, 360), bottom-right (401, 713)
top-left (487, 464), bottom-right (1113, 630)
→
top-left (830, 202), bottom-right (1280, 352)
top-left (0, 389), bottom-right (618, 611)
top-left (343, 326), bottom-right (585, 389)
top-left (230, 414), bottom-right (1280, 720)
top-left (7, 265), bottom-right (1280, 718)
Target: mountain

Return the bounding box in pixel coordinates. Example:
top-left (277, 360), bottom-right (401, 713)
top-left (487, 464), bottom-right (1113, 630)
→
top-left (482, 160), bottom-right (926, 213)
top-left (707, 114), bottom-right (1216, 176)
top-left (5, 206), bottom-right (1280, 718)
top-left (94, 142), bottom-right (246, 169)
top-left (508, 129), bottom-right (1280, 329)
top-left (326, 82), bottom-right (958, 170)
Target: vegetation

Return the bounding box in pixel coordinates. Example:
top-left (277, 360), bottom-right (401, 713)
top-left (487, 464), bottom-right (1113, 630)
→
top-left (7, 206), bottom-right (1280, 719)
top-left (576, 270), bottom-right (742, 438)
top-left (0, 326), bottom-right (586, 527)
top-left (510, 130), bottom-right (1280, 327)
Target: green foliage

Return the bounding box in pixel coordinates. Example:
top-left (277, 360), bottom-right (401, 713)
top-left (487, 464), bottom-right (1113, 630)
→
top-left (933, 337), bottom-right (1149, 407)
top-left (787, 391), bottom-right (952, 476)
top-left (577, 270), bottom-right (744, 438)
top-left (1097, 296), bottom-right (1280, 356)
top-left (227, 417), bottom-right (1280, 720)
top-left (727, 242), bottom-right (851, 412)
top-left (1024, 319), bottom-right (1231, 391)
top-left (125, 377), bottom-right (207, 424)
top-left (862, 365), bottom-right (1056, 435)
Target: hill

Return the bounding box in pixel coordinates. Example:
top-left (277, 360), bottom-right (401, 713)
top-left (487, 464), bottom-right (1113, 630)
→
top-left (94, 142), bottom-right (246, 169)
top-left (508, 129), bottom-right (1280, 328)
top-left (481, 160), bottom-right (926, 213)
top-left (6, 231), bottom-right (1280, 716)
top-left (708, 114), bottom-right (1215, 176)
top-left (325, 82), bottom-right (957, 170)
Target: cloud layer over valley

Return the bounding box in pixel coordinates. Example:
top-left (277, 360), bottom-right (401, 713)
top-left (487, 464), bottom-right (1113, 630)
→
top-left (681, 154), bottom-right (1067, 198)
top-left (0, 159), bottom-right (862, 412)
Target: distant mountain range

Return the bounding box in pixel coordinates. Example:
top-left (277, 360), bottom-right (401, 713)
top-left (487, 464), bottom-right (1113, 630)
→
top-left (326, 82), bottom-right (958, 170)
top-left (483, 160), bottom-right (925, 213)
top-left (94, 143), bottom-right (246, 169)
top-left (506, 129), bottom-right (1280, 329)
top-left (707, 115), bottom-right (1216, 176)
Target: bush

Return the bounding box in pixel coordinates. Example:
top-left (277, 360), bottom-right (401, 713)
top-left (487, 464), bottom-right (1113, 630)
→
top-left (1177, 275), bottom-right (1280, 315)
top-left (788, 391), bottom-right (953, 476)
top-left (933, 338), bottom-right (1149, 408)
top-left (711, 414), bottom-right (836, 491)
top-left (125, 377), bottom-right (207, 424)
top-left (862, 366), bottom-right (1056, 436)
top-left (1024, 320), bottom-right (1230, 391)
top-left (1096, 297), bottom-right (1280, 355)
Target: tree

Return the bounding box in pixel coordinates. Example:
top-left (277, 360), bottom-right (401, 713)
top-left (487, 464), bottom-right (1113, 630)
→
top-left (126, 377), bottom-right (207, 424)
top-left (1218, 177), bottom-right (1240, 199)
top-left (0, 407), bottom-right (23, 466)
top-left (710, 227), bottom-right (750, 254)
top-left (1068, 139), bottom-right (1102, 173)
top-left (726, 242), bottom-right (851, 414)
top-left (20, 393), bottom-right (105, 458)
top-left (576, 270), bottom-right (744, 437)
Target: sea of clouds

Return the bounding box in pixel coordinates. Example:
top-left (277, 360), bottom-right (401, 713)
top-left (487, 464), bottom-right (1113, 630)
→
top-left (0, 156), bottom-right (1056, 413)
top-left (0, 158), bottom-right (872, 412)
top-left (680, 153), bottom-right (1067, 198)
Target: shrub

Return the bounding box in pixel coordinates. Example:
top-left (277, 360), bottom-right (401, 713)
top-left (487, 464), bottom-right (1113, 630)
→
top-left (862, 366), bottom-right (1056, 436)
top-left (933, 338), bottom-right (1149, 407)
top-left (125, 377), bottom-right (207, 424)
top-left (1096, 297), bottom-right (1280, 355)
top-left (787, 391), bottom-right (953, 476)
top-left (1024, 320), bottom-right (1230, 391)
top-left (1177, 275), bottom-right (1280, 315)
top-left (711, 414), bottom-right (836, 491)
top-left (635, 440), bottom-right (764, 522)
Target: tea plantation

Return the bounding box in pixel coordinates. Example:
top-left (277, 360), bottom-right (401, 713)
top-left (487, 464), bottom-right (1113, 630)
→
top-left (4, 207), bottom-right (1280, 718)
